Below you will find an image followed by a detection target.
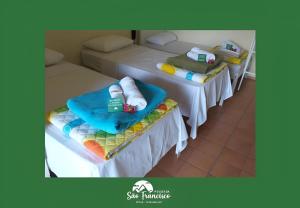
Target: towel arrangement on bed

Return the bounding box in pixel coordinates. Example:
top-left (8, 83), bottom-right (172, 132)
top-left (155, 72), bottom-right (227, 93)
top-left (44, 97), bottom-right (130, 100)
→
top-left (211, 46), bottom-right (248, 65)
top-left (156, 62), bottom-right (228, 84)
top-left (48, 99), bottom-right (177, 160)
top-left (187, 47), bottom-right (216, 64)
top-left (67, 78), bottom-right (166, 134)
top-left (47, 78), bottom-right (175, 159)
top-left (155, 46), bottom-right (228, 84)
top-left (166, 52), bottom-right (222, 74)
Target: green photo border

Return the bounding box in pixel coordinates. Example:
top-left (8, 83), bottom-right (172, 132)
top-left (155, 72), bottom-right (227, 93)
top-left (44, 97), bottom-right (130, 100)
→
top-left (1, 0), bottom-right (299, 207)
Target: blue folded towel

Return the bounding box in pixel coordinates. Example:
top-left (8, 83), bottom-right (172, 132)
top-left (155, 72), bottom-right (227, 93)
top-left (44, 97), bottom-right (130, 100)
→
top-left (67, 80), bottom-right (166, 134)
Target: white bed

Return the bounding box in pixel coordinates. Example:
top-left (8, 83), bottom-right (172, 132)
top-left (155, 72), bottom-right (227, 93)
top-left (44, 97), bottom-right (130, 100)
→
top-left (143, 41), bottom-right (246, 91)
top-left (143, 41), bottom-right (209, 55)
top-left (45, 61), bottom-right (188, 177)
top-left (81, 45), bottom-right (233, 139)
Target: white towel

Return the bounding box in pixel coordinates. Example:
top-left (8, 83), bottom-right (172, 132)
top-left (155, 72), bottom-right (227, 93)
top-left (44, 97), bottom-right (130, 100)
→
top-left (221, 40), bottom-right (242, 56)
top-left (109, 84), bottom-right (125, 103)
top-left (188, 47), bottom-right (216, 63)
top-left (119, 76), bottom-right (147, 111)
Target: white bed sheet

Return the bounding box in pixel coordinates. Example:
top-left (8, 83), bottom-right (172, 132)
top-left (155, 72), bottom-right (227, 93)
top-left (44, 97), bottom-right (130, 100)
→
top-left (143, 41), bottom-right (209, 55)
top-left (81, 45), bottom-right (233, 139)
top-left (45, 160), bottom-right (50, 177)
top-left (45, 62), bottom-right (188, 177)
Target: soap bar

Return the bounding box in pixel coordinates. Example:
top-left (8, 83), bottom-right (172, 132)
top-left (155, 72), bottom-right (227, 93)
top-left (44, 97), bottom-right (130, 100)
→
top-left (108, 98), bottom-right (124, 112)
top-left (123, 104), bottom-right (136, 113)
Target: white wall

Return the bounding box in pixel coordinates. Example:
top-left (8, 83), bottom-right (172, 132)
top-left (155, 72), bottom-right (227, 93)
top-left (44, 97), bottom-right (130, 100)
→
top-left (171, 30), bottom-right (255, 49)
top-left (139, 30), bottom-right (256, 76)
top-left (45, 30), bottom-right (131, 65)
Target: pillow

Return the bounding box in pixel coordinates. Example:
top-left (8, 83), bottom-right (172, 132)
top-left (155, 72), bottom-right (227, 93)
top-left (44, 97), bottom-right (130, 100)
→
top-left (146, 32), bottom-right (177, 46)
top-left (45, 48), bottom-right (64, 66)
top-left (83, 35), bottom-right (133, 52)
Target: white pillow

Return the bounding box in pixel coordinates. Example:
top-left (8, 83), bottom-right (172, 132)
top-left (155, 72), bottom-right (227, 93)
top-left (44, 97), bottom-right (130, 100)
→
top-left (83, 35), bottom-right (133, 52)
top-left (45, 48), bottom-right (64, 66)
top-left (146, 32), bottom-right (177, 46)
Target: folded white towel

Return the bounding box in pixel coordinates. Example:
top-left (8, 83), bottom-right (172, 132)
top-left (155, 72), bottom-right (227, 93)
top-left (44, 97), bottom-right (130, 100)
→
top-left (188, 47), bottom-right (216, 63)
top-left (109, 84), bottom-right (125, 103)
top-left (119, 76), bottom-right (147, 111)
top-left (221, 40), bottom-right (242, 56)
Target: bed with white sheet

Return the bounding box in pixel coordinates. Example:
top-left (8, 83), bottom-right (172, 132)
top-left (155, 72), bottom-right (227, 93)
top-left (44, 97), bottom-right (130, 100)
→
top-left (143, 40), bottom-right (209, 55)
top-left (143, 40), bottom-right (246, 91)
top-left (45, 61), bottom-right (188, 177)
top-left (81, 45), bottom-right (233, 139)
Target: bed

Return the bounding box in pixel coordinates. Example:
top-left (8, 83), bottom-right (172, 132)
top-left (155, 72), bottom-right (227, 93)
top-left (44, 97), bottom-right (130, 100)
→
top-left (45, 61), bottom-right (188, 177)
top-left (143, 40), bottom-right (209, 55)
top-left (143, 40), bottom-right (246, 92)
top-left (81, 45), bottom-right (233, 139)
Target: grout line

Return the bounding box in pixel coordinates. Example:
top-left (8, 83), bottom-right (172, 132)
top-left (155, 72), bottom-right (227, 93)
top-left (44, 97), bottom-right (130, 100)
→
top-left (227, 91), bottom-right (256, 173)
top-left (207, 81), bottom-right (255, 175)
top-left (182, 155), bottom-right (211, 176)
top-left (153, 80), bottom-right (255, 177)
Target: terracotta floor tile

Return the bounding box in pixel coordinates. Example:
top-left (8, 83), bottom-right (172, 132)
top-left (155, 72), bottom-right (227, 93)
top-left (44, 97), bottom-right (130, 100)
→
top-left (204, 131), bottom-right (231, 146)
top-left (176, 163), bottom-right (207, 177)
top-left (187, 137), bottom-right (203, 149)
top-left (217, 109), bottom-right (244, 126)
top-left (240, 170), bottom-right (255, 177)
top-left (146, 166), bottom-right (171, 177)
top-left (194, 139), bottom-right (223, 159)
top-left (208, 118), bottom-right (237, 134)
top-left (155, 150), bottom-right (185, 176)
top-left (206, 107), bottom-right (223, 123)
top-left (231, 127), bottom-right (255, 145)
top-left (237, 115), bottom-right (255, 130)
top-left (201, 122), bottom-right (234, 146)
top-left (248, 145), bottom-right (256, 159)
top-left (178, 145), bottom-right (194, 161)
top-left (245, 99), bottom-right (255, 115)
top-left (186, 149), bottom-right (216, 172)
top-left (237, 81), bottom-right (255, 100)
top-left (235, 91), bottom-right (254, 105)
top-left (218, 147), bottom-right (247, 169)
top-left (243, 158), bottom-right (256, 175)
top-left (210, 160), bottom-right (241, 177)
top-left (222, 98), bottom-right (250, 115)
top-left (148, 78), bottom-right (255, 178)
top-left (226, 133), bottom-right (252, 156)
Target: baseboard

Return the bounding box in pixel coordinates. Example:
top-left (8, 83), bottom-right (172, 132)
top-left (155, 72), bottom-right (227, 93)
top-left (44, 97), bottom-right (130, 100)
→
top-left (246, 73), bottom-right (256, 80)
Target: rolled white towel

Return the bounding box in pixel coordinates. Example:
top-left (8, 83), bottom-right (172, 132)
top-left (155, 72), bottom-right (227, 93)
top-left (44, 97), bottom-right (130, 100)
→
top-left (119, 76), bottom-right (147, 111)
top-left (109, 84), bottom-right (125, 103)
top-left (173, 66), bottom-right (208, 83)
top-left (188, 47), bottom-right (216, 63)
top-left (156, 63), bottom-right (208, 84)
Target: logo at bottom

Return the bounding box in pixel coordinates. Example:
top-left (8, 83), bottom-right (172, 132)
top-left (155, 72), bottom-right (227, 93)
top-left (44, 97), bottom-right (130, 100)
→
top-left (127, 180), bottom-right (172, 204)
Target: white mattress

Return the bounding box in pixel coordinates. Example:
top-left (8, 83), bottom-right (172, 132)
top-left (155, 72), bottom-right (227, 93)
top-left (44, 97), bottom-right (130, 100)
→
top-left (45, 62), bottom-right (188, 177)
top-left (81, 45), bottom-right (233, 139)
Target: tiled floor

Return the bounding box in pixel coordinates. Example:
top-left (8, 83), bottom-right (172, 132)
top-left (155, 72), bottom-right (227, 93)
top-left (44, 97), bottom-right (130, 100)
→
top-left (146, 78), bottom-right (255, 177)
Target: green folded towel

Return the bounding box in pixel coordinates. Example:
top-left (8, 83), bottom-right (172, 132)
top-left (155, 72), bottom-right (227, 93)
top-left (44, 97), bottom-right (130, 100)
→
top-left (167, 53), bottom-right (223, 74)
